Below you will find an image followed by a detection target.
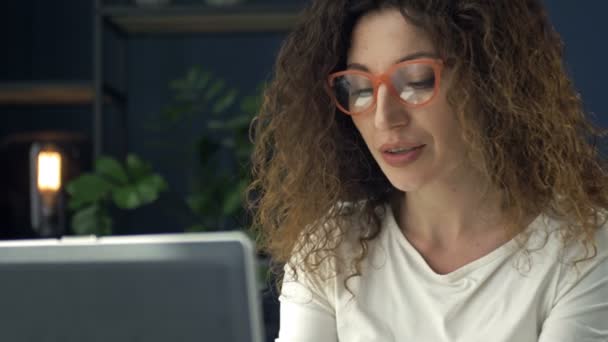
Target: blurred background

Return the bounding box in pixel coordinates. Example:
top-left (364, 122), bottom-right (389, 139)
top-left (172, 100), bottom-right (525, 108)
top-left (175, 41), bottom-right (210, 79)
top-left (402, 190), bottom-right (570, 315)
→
top-left (0, 0), bottom-right (606, 341)
top-left (0, 0), bottom-right (309, 240)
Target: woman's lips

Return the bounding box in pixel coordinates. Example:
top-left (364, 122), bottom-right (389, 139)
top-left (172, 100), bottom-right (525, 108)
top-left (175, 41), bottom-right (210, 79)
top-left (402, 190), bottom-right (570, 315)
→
top-left (381, 145), bottom-right (425, 167)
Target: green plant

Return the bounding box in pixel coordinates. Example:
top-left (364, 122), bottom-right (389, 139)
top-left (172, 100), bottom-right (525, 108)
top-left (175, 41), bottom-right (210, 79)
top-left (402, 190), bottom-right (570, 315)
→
top-left (158, 66), bottom-right (261, 231)
top-left (66, 154), bottom-right (168, 235)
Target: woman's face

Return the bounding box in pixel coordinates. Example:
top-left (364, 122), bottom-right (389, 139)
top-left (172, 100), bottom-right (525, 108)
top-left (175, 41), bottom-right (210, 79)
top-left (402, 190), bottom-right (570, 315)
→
top-left (347, 8), bottom-right (468, 192)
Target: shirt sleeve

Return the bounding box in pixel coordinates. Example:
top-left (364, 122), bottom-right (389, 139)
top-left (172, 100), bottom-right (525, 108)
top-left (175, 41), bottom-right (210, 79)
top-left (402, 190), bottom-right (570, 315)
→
top-left (538, 240), bottom-right (608, 342)
top-left (274, 263), bottom-right (338, 342)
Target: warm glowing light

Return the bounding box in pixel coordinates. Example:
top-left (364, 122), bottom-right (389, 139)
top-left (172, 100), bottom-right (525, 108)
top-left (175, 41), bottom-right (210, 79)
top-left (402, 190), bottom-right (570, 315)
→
top-left (37, 151), bottom-right (62, 191)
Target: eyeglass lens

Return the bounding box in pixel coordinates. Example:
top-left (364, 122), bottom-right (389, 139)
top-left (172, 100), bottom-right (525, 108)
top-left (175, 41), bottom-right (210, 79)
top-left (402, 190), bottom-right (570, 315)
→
top-left (331, 63), bottom-right (436, 114)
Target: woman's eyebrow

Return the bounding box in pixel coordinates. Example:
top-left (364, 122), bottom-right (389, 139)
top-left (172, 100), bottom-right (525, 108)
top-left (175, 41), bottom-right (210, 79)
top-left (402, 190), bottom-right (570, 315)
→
top-left (346, 51), bottom-right (439, 71)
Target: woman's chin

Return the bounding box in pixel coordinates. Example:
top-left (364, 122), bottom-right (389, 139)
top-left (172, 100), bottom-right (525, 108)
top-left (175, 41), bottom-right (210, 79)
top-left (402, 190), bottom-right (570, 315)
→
top-left (387, 175), bottom-right (426, 193)
top-left (377, 160), bottom-right (432, 194)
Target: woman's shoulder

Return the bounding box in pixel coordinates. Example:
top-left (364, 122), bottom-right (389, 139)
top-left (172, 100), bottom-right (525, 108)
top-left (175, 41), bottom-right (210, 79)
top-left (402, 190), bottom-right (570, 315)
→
top-left (527, 211), bottom-right (608, 291)
top-left (535, 210), bottom-right (608, 261)
top-left (530, 211), bottom-right (608, 317)
top-left (287, 201), bottom-right (391, 275)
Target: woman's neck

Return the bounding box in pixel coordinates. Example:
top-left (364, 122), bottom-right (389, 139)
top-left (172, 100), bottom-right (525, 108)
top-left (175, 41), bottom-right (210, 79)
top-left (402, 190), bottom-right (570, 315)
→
top-left (391, 170), bottom-right (507, 246)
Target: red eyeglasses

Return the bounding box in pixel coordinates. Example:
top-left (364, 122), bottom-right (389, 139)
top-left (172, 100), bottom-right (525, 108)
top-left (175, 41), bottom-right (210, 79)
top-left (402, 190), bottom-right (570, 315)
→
top-left (327, 58), bottom-right (444, 116)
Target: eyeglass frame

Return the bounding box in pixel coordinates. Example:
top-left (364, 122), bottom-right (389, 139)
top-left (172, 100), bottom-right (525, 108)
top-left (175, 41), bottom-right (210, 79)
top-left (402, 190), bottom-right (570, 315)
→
top-left (327, 58), bottom-right (444, 116)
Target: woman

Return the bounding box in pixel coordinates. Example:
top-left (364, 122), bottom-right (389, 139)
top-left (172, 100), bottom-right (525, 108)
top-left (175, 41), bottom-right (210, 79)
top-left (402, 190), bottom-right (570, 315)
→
top-left (248, 0), bottom-right (608, 340)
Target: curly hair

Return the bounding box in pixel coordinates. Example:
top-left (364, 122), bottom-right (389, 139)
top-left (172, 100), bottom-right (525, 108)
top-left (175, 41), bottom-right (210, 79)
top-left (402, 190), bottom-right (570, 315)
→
top-left (247, 0), bottom-right (608, 289)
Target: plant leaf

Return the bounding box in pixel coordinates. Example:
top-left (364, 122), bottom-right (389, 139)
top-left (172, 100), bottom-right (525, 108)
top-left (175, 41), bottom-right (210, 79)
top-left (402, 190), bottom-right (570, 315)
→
top-left (222, 179), bottom-right (248, 215)
top-left (162, 103), bottom-right (193, 122)
top-left (203, 79), bottom-right (226, 101)
top-left (126, 154), bottom-right (152, 181)
top-left (112, 186), bottom-right (142, 210)
top-left (193, 71), bottom-right (212, 91)
top-left (135, 182), bottom-right (158, 204)
top-left (66, 174), bottom-right (113, 210)
top-left (135, 174), bottom-right (168, 204)
top-left (220, 137), bottom-right (235, 148)
top-left (186, 66), bottom-right (201, 84)
top-left (223, 115), bottom-right (253, 130)
top-left (186, 193), bottom-right (209, 213)
top-left (207, 119), bottom-right (227, 130)
top-left (240, 93), bottom-right (262, 115)
top-left (95, 156), bottom-right (129, 185)
top-left (211, 89), bottom-right (238, 114)
top-left (150, 173), bottom-right (169, 192)
top-left (71, 204), bottom-right (112, 236)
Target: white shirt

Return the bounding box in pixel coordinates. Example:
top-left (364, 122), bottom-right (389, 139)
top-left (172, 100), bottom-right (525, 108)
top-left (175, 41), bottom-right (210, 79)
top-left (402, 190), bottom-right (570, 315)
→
top-left (276, 205), bottom-right (608, 341)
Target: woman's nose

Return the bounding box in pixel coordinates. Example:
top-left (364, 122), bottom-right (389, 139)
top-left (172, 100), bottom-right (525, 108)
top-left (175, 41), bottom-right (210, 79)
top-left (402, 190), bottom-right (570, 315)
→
top-left (374, 83), bottom-right (409, 130)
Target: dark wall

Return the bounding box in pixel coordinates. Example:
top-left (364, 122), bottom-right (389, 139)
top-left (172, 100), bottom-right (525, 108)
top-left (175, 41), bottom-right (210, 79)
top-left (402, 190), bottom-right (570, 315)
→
top-left (0, 0), bottom-right (93, 139)
top-left (544, 1), bottom-right (608, 126)
top-left (29, 0), bottom-right (93, 80)
top-left (0, 2), bottom-right (33, 80)
top-left (0, 0), bottom-right (92, 80)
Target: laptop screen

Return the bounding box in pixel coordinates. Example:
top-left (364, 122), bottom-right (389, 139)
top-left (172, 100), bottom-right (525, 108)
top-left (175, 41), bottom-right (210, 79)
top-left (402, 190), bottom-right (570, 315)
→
top-left (0, 232), bottom-right (264, 342)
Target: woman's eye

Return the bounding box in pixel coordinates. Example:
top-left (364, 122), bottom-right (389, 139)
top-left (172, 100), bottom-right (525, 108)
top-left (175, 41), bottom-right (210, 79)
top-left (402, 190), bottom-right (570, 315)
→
top-left (408, 78), bottom-right (435, 89)
top-left (350, 88), bottom-right (374, 108)
top-left (351, 88), bottom-right (373, 97)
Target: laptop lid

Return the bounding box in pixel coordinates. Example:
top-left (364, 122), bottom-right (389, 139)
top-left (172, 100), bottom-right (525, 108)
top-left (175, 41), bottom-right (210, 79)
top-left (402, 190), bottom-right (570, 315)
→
top-left (0, 231), bottom-right (264, 342)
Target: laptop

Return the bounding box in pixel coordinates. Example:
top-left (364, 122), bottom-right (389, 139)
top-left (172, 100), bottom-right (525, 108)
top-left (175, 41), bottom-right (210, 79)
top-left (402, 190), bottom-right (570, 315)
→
top-left (0, 231), bottom-right (265, 342)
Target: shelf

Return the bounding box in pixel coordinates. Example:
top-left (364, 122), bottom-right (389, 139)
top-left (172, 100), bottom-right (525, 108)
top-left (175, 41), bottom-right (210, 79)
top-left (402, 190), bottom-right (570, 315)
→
top-left (101, 5), bottom-right (300, 34)
top-left (0, 81), bottom-right (124, 106)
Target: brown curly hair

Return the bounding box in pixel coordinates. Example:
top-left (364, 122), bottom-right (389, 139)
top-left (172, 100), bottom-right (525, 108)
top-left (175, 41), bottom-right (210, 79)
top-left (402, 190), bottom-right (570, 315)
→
top-left (247, 0), bottom-right (608, 288)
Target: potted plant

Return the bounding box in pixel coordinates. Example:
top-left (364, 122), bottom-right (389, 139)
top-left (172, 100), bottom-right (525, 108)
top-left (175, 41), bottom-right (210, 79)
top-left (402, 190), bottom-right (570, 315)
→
top-left (152, 66), bottom-right (261, 232)
top-left (66, 154), bottom-right (168, 235)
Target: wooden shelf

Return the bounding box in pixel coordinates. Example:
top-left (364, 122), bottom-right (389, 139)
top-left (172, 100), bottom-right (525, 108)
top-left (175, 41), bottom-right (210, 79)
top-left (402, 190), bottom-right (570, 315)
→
top-left (0, 82), bottom-right (122, 106)
top-left (101, 5), bottom-right (300, 34)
